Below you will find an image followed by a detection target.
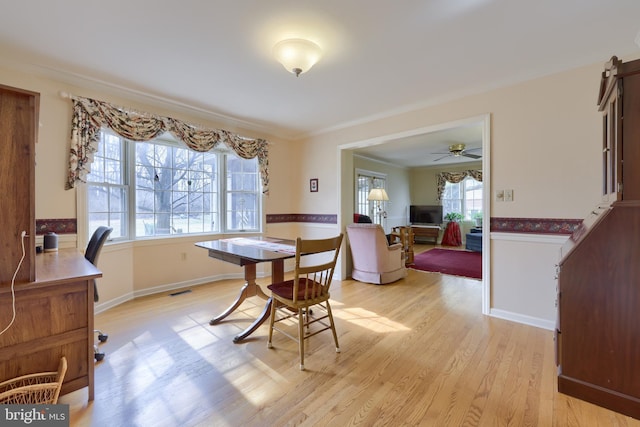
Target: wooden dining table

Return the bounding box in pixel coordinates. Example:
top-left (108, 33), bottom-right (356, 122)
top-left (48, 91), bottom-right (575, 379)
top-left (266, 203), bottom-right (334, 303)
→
top-left (195, 237), bottom-right (296, 342)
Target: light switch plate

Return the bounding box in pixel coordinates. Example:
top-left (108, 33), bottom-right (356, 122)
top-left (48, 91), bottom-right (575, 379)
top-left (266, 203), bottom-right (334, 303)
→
top-left (504, 189), bottom-right (513, 202)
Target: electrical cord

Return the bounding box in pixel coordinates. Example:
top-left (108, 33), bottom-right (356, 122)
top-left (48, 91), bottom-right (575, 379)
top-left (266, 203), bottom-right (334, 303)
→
top-left (0, 231), bottom-right (26, 337)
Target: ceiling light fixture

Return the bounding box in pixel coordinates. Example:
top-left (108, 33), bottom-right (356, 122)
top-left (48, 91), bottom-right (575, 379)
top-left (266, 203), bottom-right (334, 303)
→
top-left (273, 38), bottom-right (322, 77)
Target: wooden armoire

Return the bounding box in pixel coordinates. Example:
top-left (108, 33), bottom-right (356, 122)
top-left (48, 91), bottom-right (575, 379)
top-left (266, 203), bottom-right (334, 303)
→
top-left (556, 56), bottom-right (640, 419)
top-left (0, 84), bottom-right (37, 284)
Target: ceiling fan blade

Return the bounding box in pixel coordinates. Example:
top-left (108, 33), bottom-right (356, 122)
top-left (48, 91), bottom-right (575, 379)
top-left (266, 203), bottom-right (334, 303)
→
top-left (433, 154), bottom-right (451, 161)
top-left (462, 153), bottom-right (481, 159)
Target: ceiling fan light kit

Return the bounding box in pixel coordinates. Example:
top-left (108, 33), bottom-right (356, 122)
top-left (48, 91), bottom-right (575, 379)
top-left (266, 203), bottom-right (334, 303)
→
top-left (433, 143), bottom-right (482, 161)
top-left (448, 143), bottom-right (466, 156)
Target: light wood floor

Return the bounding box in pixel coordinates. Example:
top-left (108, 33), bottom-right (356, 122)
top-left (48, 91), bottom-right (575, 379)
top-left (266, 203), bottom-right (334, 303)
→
top-left (64, 246), bottom-right (640, 426)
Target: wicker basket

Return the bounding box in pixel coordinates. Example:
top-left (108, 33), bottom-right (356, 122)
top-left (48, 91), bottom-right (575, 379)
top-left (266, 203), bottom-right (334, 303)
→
top-left (0, 356), bottom-right (67, 404)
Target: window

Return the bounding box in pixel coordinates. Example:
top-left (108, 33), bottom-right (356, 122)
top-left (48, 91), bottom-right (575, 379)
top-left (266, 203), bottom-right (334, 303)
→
top-left (441, 176), bottom-right (483, 220)
top-left (225, 154), bottom-right (259, 231)
top-left (86, 132), bottom-right (128, 239)
top-left (87, 131), bottom-right (260, 240)
top-left (355, 169), bottom-right (386, 225)
top-left (133, 139), bottom-right (219, 236)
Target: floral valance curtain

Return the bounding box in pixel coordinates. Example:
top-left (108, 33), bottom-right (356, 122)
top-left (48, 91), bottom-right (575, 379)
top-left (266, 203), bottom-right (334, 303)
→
top-left (66, 95), bottom-right (270, 193)
top-left (436, 170), bottom-right (483, 201)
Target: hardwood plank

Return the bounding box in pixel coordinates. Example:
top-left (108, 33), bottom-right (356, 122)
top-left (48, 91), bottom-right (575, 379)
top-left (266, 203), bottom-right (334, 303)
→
top-left (63, 261), bottom-right (640, 426)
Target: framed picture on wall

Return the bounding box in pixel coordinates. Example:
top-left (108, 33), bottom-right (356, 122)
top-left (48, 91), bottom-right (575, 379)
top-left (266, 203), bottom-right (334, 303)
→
top-left (310, 178), bottom-right (318, 192)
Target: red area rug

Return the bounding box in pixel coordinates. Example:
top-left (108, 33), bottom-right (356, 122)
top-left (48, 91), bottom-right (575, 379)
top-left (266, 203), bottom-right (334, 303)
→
top-left (410, 248), bottom-right (482, 280)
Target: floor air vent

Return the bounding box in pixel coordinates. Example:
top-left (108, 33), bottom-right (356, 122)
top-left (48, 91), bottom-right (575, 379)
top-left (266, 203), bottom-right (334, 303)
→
top-left (169, 289), bottom-right (192, 297)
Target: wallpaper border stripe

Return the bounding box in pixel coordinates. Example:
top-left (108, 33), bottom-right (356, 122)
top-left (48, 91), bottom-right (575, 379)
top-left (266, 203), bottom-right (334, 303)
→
top-left (35, 216), bottom-right (582, 234)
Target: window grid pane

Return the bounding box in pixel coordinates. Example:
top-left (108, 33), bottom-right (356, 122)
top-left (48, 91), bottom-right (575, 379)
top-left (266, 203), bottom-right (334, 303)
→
top-left (356, 175), bottom-right (370, 216)
top-left (134, 139), bottom-right (222, 236)
top-left (87, 132), bottom-right (127, 239)
top-left (355, 173), bottom-right (386, 224)
top-left (442, 177), bottom-right (483, 221)
top-left (225, 155), bottom-right (259, 231)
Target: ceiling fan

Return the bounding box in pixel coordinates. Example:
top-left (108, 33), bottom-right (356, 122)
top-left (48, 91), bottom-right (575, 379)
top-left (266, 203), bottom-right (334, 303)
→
top-left (433, 143), bottom-right (482, 161)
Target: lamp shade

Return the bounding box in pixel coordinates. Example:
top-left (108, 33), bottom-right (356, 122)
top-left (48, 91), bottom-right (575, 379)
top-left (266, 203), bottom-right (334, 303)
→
top-left (273, 38), bottom-right (322, 77)
top-left (367, 188), bottom-right (389, 201)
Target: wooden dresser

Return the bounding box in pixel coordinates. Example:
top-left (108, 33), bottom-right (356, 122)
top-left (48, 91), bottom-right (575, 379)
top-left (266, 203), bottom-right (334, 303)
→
top-left (0, 251), bottom-right (101, 400)
top-left (556, 56), bottom-right (640, 419)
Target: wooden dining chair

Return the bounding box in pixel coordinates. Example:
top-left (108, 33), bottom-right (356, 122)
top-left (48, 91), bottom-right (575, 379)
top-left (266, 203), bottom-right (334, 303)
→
top-left (267, 234), bottom-right (344, 370)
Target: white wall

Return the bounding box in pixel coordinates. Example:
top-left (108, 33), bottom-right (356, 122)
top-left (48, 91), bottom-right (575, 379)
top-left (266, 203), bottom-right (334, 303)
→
top-left (490, 233), bottom-right (568, 330)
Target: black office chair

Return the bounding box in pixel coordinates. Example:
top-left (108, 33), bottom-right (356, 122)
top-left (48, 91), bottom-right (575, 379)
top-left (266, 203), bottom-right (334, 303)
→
top-left (85, 226), bottom-right (113, 362)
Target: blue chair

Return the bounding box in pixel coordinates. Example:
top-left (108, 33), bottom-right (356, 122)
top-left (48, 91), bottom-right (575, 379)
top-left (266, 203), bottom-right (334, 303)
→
top-left (465, 228), bottom-right (482, 252)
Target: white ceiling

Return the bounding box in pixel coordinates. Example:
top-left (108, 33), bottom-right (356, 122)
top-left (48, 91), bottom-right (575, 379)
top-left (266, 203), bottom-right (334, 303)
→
top-left (1, 1), bottom-right (639, 165)
top-left (353, 122), bottom-right (484, 168)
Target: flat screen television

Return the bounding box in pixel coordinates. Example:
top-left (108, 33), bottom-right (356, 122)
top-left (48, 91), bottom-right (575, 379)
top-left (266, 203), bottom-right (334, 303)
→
top-left (410, 205), bottom-right (443, 225)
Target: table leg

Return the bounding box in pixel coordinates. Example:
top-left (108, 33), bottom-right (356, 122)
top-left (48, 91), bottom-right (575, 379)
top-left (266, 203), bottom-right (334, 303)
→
top-left (230, 259), bottom-right (285, 342)
top-left (271, 259), bottom-right (284, 283)
top-left (233, 297), bottom-right (273, 343)
top-left (210, 263), bottom-right (264, 324)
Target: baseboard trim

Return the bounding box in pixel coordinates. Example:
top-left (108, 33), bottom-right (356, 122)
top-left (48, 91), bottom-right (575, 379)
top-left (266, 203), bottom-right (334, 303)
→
top-left (95, 292), bottom-right (134, 314)
top-left (94, 272), bottom-right (255, 314)
top-left (489, 308), bottom-right (555, 331)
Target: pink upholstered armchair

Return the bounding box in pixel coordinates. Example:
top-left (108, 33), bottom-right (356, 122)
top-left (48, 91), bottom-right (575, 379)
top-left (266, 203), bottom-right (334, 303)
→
top-left (346, 223), bottom-right (407, 285)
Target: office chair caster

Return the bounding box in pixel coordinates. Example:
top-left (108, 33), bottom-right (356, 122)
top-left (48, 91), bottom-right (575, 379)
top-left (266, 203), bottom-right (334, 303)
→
top-left (94, 346), bottom-right (105, 362)
top-left (97, 332), bottom-right (108, 343)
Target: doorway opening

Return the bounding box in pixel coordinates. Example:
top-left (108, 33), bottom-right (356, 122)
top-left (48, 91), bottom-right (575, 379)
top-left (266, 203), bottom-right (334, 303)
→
top-left (338, 114), bottom-right (491, 314)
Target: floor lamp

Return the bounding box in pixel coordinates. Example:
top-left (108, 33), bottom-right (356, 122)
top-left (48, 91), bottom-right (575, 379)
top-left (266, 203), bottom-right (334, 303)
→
top-left (368, 188), bottom-right (389, 227)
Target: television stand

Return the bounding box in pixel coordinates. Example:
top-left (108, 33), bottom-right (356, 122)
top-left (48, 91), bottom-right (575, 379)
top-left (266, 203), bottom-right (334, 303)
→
top-left (411, 225), bottom-right (440, 244)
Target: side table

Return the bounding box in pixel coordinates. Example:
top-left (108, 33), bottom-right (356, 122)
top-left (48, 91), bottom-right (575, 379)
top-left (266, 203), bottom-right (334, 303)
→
top-left (391, 226), bottom-right (415, 265)
top-left (441, 222), bottom-right (462, 246)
